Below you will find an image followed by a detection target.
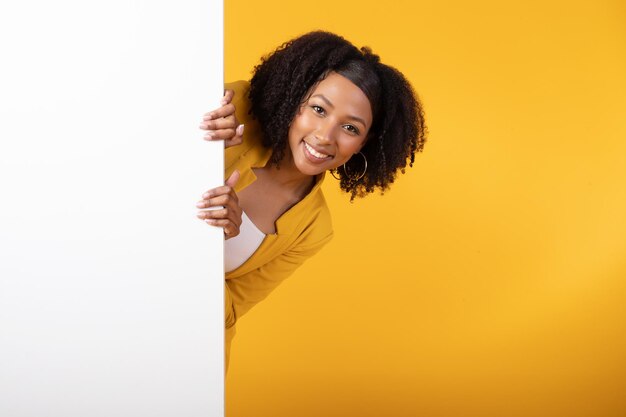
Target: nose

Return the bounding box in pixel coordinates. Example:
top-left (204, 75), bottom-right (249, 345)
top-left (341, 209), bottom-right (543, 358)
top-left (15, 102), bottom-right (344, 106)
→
top-left (315, 119), bottom-right (337, 144)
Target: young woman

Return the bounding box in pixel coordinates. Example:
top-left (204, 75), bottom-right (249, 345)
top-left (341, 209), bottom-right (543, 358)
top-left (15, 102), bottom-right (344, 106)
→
top-left (196, 31), bottom-right (426, 369)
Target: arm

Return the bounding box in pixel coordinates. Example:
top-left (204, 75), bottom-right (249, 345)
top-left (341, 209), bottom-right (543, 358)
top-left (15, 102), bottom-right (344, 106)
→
top-left (225, 232), bottom-right (333, 329)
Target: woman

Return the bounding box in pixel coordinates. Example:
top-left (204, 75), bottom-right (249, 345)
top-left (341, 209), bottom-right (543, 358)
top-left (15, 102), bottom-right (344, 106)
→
top-left (196, 31), bottom-right (426, 369)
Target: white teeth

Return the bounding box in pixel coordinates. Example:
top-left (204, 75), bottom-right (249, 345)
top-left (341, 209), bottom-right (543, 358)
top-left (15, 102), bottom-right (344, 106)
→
top-left (304, 142), bottom-right (330, 159)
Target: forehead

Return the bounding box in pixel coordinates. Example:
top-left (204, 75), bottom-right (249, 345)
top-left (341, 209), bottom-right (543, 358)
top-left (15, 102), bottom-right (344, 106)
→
top-left (309, 72), bottom-right (373, 124)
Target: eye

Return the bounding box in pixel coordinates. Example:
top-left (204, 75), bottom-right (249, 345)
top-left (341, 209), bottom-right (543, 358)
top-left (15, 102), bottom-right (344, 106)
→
top-left (343, 124), bottom-right (360, 135)
top-left (311, 105), bottom-right (325, 115)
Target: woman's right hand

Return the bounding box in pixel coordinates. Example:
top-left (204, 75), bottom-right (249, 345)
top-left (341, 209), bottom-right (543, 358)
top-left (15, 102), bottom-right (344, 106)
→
top-left (199, 89), bottom-right (244, 148)
top-left (196, 170), bottom-right (242, 239)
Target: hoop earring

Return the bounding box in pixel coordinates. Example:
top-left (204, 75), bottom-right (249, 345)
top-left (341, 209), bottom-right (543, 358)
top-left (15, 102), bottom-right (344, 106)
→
top-left (330, 152), bottom-right (368, 182)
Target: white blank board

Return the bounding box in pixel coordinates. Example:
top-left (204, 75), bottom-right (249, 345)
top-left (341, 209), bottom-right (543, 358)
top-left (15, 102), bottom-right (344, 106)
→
top-left (0, 1), bottom-right (224, 416)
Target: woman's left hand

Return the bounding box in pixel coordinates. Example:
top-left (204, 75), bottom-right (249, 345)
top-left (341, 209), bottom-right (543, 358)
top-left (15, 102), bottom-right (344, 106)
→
top-left (196, 170), bottom-right (242, 239)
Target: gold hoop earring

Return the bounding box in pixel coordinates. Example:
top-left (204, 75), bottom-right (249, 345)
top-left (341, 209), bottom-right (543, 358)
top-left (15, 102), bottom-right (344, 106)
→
top-left (330, 152), bottom-right (367, 181)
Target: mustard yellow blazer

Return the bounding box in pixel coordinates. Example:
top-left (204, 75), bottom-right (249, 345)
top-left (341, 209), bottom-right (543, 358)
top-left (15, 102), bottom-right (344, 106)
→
top-left (223, 81), bottom-right (334, 368)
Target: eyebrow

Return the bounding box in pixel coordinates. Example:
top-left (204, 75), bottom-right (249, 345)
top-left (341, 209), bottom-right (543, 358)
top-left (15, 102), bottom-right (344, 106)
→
top-left (311, 94), bottom-right (368, 129)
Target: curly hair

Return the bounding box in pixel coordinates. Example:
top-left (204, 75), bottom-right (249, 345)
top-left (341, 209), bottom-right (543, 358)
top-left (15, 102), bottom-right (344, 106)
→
top-left (248, 31), bottom-right (427, 199)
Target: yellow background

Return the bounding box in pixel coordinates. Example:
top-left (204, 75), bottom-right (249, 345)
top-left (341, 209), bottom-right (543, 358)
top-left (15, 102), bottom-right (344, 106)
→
top-left (225, 1), bottom-right (626, 415)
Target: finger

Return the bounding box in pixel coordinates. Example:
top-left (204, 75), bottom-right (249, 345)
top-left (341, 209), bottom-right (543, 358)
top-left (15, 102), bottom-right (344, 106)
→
top-left (199, 117), bottom-right (237, 131)
top-left (203, 103), bottom-right (235, 120)
top-left (223, 222), bottom-right (239, 239)
top-left (200, 173), bottom-right (239, 200)
top-left (197, 208), bottom-right (229, 220)
top-left (202, 185), bottom-right (236, 200)
top-left (197, 204), bottom-right (241, 229)
top-left (224, 124), bottom-right (244, 148)
top-left (201, 210), bottom-right (242, 229)
top-left (204, 219), bottom-right (240, 239)
top-left (197, 195), bottom-right (241, 222)
top-left (196, 193), bottom-right (237, 209)
top-left (203, 128), bottom-right (236, 141)
top-left (221, 89), bottom-right (234, 105)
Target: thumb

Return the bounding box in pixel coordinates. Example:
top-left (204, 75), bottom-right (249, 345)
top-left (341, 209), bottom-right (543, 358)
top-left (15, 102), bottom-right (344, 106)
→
top-left (235, 124), bottom-right (244, 139)
top-left (225, 169), bottom-right (240, 188)
top-left (229, 124), bottom-right (244, 147)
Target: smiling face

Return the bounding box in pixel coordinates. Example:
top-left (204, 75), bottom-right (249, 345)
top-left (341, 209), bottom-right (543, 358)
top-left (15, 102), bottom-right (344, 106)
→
top-left (286, 72), bottom-right (373, 176)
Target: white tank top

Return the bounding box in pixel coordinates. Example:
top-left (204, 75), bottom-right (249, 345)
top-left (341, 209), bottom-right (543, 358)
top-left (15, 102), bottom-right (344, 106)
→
top-left (224, 211), bottom-right (266, 272)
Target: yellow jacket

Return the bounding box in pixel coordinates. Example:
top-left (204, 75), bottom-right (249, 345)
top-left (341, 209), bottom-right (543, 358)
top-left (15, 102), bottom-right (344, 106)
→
top-left (223, 81), bottom-right (334, 368)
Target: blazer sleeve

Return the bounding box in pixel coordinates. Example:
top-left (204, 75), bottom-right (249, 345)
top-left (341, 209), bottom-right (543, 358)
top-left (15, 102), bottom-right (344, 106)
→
top-left (224, 231), bottom-right (333, 329)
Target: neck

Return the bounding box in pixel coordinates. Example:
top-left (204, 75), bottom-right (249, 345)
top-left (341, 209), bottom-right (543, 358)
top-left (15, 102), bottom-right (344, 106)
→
top-left (263, 148), bottom-right (316, 195)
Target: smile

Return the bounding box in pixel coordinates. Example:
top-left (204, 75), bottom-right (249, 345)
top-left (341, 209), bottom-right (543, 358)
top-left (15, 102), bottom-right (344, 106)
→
top-left (303, 141), bottom-right (332, 160)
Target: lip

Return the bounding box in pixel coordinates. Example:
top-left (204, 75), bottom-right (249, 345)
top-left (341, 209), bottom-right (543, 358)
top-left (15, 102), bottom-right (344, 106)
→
top-left (302, 140), bottom-right (333, 163)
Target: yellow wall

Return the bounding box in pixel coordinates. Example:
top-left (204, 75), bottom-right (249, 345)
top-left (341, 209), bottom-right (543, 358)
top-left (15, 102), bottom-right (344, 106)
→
top-left (225, 1), bottom-right (626, 415)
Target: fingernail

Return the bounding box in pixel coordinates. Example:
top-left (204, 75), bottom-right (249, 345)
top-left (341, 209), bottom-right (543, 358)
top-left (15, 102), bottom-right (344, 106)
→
top-left (236, 124), bottom-right (244, 136)
top-left (196, 212), bottom-right (205, 219)
top-left (196, 201), bottom-right (205, 208)
top-left (202, 192), bottom-right (211, 199)
top-left (204, 131), bottom-right (215, 139)
top-left (199, 123), bottom-right (207, 129)
top-left (206, 219), bottom-right (217, 225)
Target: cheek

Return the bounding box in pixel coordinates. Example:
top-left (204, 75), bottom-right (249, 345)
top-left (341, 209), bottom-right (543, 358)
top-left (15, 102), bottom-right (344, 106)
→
top-left (338, 137), bottom-right (367, 157)
top-left (287, 117), bottom-right (301, 143)
top-left (291, 110), bottom-right (317, 133)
